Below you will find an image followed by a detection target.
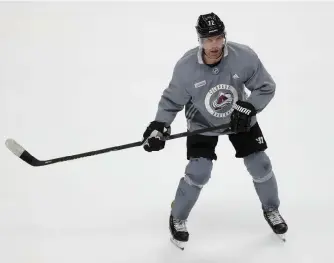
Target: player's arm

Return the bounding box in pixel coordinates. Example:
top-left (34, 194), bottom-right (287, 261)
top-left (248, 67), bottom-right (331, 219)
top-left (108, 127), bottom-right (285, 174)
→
top-left (244, 51), bottom-right (276, 113)
top-left (142, 62), bottom-right (191, 152)
top-left (154, 64), bottom-right (191, 126)
top-left (230, 50), bottom-right (276, 133)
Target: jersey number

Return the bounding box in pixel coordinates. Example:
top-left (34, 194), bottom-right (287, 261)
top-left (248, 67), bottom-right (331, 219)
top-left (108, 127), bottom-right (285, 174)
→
top-left (208, 20), bottom-right (215, 26)
top-left (256, 137), bottom-right (264, 144)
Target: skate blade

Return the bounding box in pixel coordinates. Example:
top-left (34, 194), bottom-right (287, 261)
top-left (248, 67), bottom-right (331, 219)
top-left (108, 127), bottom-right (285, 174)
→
top-left (170, 237), bottom-right (186, 250)
top-left (276, 233), bottom-right (286, 242)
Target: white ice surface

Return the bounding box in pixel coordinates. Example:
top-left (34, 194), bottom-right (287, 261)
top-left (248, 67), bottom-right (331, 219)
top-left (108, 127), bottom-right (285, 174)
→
top-left (1, 2), bottom-right (334, 263)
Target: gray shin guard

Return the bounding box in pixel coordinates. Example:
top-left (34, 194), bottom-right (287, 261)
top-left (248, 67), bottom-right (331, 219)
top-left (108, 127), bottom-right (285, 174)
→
top-left (171, 157), bottom-right (213, 220)
top-left (244, 151), bottom-right (280, 211)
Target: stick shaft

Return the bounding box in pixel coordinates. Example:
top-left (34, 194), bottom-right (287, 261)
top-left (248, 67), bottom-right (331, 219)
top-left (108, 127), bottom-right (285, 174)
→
top-left (8, 123), bottom-right (230, 166)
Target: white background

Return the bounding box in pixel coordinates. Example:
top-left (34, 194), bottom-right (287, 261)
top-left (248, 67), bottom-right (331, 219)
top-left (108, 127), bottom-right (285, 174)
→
top-left (1, 2), bottom-right (334, 262)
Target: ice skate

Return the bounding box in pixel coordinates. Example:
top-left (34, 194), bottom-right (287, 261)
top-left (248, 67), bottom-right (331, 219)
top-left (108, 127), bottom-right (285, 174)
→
top-left (169, 214), bottom-right (189, 250)
top-left (263, 209), bottom-right (288, 242)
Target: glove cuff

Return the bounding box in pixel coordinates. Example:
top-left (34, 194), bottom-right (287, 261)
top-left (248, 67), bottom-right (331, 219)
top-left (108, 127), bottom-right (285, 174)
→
top-left (150, 121), bottom-right (167, 133)
top-left (233, 101), bottom-right (256, 116)
top-left (143, 121), bottom-right (171, 140)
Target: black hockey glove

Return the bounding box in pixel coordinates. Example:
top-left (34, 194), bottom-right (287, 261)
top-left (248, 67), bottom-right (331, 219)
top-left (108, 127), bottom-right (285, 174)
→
top-left (230, 100), bottom-right (256, 133)
top-left (142, 121), bottom-right (171, 152)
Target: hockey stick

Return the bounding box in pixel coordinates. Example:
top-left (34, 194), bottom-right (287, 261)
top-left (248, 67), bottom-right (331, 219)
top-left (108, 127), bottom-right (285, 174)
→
top-left (5, 123), bottom-right (230, 167)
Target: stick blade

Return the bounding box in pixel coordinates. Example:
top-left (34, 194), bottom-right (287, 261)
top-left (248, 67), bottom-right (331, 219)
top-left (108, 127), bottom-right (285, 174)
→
top-left (5, 138), bottom-right (25, 157)
top-left (5, 138), bottom-right (42, 166)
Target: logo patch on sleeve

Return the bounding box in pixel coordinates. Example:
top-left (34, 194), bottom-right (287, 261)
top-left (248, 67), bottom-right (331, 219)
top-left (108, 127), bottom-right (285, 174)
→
top-left (194, 80), bottom-right (206, 88)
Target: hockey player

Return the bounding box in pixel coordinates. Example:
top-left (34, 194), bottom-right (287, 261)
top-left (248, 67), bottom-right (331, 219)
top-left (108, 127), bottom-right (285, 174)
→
top-left (142, 12), bottom-right (288, 249)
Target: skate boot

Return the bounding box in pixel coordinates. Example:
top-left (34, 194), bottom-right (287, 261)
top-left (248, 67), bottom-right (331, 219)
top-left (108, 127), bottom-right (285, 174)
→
top-left (169, 214), bottom-right (189, 250)
top-left (263, 209), bottom-right (288, 241)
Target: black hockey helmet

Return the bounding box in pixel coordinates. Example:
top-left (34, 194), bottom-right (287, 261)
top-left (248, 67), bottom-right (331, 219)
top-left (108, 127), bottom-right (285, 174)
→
top-left (195, 12), bottom-right (225, 38)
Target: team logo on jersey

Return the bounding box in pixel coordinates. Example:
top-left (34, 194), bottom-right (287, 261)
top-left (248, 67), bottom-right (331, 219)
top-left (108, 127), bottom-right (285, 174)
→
top-left (212, 67), bottom-right (220, 75)
top-left (204, 84), bottom-right (238, 118)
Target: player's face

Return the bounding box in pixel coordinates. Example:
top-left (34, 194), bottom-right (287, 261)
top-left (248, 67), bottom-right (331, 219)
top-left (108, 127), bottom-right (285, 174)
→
top-left (201, 34), bottom-right (225, 59)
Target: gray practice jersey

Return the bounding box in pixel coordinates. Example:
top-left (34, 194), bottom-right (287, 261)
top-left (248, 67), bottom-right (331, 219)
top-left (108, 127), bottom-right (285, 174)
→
top-left (154, 41), bottom-right (276, 136)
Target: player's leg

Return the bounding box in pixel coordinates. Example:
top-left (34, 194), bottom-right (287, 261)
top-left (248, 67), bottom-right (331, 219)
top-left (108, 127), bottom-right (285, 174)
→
top-left (169, 134), bottom-right (218, 248)
top-left (228, 122), bottom-right (288, 238)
